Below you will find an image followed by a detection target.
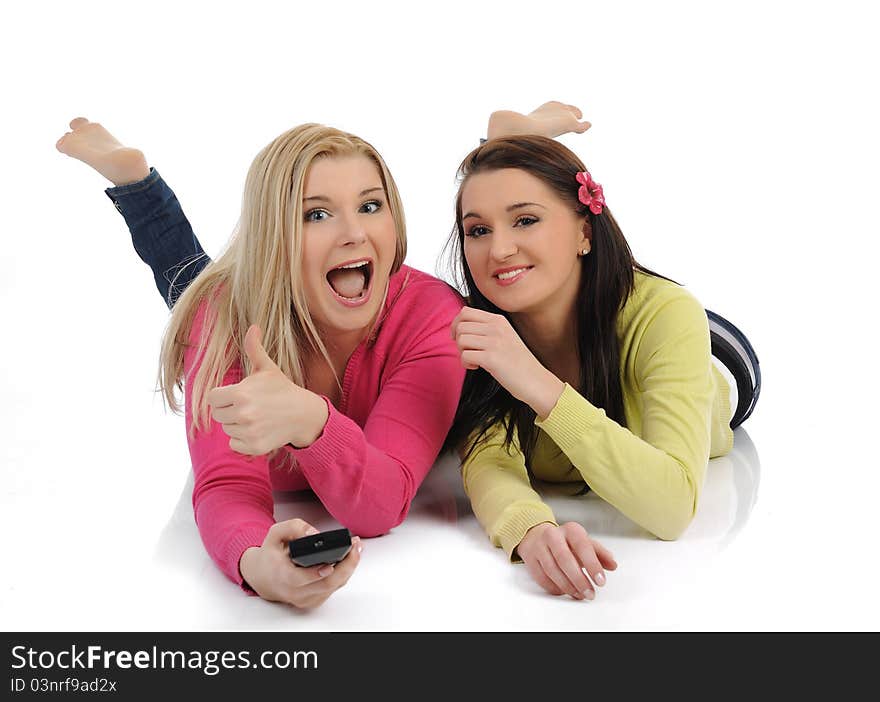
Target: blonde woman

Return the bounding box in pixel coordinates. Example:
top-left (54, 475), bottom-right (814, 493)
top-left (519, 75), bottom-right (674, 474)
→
top-left (57, 119), bottom-right (467, 608)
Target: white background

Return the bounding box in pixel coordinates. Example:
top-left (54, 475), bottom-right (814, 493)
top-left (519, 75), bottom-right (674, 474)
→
top-left (1, 0), bottom-right (878, 631)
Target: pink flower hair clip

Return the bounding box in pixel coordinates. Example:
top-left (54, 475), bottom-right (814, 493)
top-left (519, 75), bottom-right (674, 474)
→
top-left (576, 170), bottom-right (606, 215)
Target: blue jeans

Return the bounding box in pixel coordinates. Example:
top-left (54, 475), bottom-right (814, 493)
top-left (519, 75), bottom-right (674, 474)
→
top-left (105, 168), bottom-right (211, 308)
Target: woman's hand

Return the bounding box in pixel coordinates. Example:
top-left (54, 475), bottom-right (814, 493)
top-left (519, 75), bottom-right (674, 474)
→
top-left (451, 307), bottom-right (565, 419)
top-left (208, 325), bottom-right (329, 454)
top-left (487, 101), bottom-right (591, 141)
top-left (516, 522), bottom-right (617, 600)
top-left (239, 519), bottom-right (362, 609)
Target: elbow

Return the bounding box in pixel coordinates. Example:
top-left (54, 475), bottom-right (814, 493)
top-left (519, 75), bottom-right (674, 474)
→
top-left (338, 506), bottom-right (407, 540)
top-left (352, 526), bottom-right (393, 539)
top-left (342, 516), bottom-right (399, 540)
top-left (652, 514), bottom-right (693, 542)
top-left (648, 475), bottom-right (700, 542)
top-left (320, 457), bottom-right (417, 539)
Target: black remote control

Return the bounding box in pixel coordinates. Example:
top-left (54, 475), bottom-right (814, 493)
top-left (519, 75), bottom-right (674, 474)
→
top-left (288, 528), bottom-right (353, 567)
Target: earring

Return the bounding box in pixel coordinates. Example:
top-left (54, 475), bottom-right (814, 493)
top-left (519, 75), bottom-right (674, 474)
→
top-left (579, 248), bottom-right (590, 256)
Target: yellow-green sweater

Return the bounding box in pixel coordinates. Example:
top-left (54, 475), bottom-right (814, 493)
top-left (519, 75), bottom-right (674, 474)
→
top-left (461, 271), bottom-right (735, 558)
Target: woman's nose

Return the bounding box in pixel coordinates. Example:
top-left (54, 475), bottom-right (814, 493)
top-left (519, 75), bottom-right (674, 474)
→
top-left (337, 213), bottom-right (368, 247)
top-left (489, 229), bottom-right (517, 261)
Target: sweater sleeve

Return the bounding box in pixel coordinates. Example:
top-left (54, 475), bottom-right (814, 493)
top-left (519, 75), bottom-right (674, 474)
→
top-left (535, 290), bottom-right (716, 540)
top-left (283, 295), bottom-right (466, 538)
top-left (183, 303), bottom-right (274, 593)
top-left (460, 423), bottom-right (558, 560)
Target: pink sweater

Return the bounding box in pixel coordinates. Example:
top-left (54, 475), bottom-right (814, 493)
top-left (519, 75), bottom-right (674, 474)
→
top-left (182, 265), bottom-right (466, 590)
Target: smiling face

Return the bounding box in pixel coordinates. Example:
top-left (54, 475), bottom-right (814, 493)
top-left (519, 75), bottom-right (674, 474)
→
top-left (300, 155), bottom-right (398, 339)
top-left (460, 168), bottom-right (591, 316)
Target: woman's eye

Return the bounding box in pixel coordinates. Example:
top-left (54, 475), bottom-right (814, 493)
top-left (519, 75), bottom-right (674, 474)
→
top-left (360, 200), bottom-right (382, 214)
top-left (466, 225), bottom-right (490, 238)
top-left (515, 216), bottom-right (538, 227)
top-left (305, 209), bottom-right (330, 223)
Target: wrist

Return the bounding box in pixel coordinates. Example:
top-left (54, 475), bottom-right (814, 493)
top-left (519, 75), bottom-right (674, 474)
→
top-left (515, 522), bottom-right (554, 559)
top-left (239, 546), bottom-right (262, 590)
top-left (525, 367), bottom-right (565, 420)
top-left (288, 391), bottom-right (330, 448)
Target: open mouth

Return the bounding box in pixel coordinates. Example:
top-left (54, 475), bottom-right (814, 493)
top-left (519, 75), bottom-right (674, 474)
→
top-left (326, 258), bottom-right (374, 306)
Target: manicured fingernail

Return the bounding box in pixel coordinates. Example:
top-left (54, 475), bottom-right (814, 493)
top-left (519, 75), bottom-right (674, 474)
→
top-left (594, 571), bottom-right (606, 586)
top-left (318, 565), bottom-right (334, 577)
top-left (305, 527), bottom-right (319, 536)
top-left (584, 589), bottom-right (595, 600)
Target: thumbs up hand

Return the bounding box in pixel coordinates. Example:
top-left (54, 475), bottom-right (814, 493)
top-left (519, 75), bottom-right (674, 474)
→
top-left (207, 325), bottom-right (330, 455)
top-left (243, 323), bottom-right (276, 373)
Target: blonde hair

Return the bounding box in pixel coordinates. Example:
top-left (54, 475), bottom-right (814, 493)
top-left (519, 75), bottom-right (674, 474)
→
top-left (159, 123), bottom-right (407, 437)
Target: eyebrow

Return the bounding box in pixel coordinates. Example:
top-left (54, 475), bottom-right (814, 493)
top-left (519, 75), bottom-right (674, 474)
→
top-left (462, 202), bottom-right (547, 220)
top-left (303, 186), bottom-right (385, 203)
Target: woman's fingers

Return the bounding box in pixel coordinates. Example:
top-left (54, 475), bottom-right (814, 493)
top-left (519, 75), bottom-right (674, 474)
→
top-left (565, 523), bottom-right (609, 588)
top-left (523, 557), bottom-right (564, 596)
top-left (69, 117), bottom-right (90, 130)
top-left (455, 333), bottom-right (488, 353)
top-left (268, 519), bottom-right (354, 606)
top-left (452, 321), bottom-right (491, 338)
top-left (269, 518), bottom-right (318, 543)
top-left (277, 562), bottom-right (336, 609)
top-left (593, 539), bottom-right (618, 571)
top-left (452, 306), bottom-right (496, 326)
top-left (574, 545), bottom-right (605, 591)
top-left (520, 524), bottom-right (615, 601)
top-left (220, 422), bottom-right (242, 439)
top-left (537, 551), bottom-right (583, 600)
top-left (207, 385), bottom-right (236, 409)
top-left (284, 561), bottom-right (334, 588)
top-left (459, 350), bottom-right (484, 370)
top-left (229, 437), bottom-right (261, 455)
top-left (304, 538), bottom-right (361, 591)
top-left (451, 307), bottom-right (504, 342)
top-left (211, 405), bottom-right (238, 424)
top-left (452, 318), bottom-right (494, 370)
top-left (286, 537), bottom-right (362, 605)
top-left (548, 531), bottom-right (595, 599)
top-left (245, 520), bottom-right (360, 607)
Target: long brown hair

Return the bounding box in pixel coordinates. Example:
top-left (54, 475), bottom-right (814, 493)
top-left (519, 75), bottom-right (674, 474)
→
top-left (442, 135), bottom-right (674, 465)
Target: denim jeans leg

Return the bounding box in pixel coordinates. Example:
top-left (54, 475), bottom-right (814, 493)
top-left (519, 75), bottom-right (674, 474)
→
top-left (105, 168), bottom-right (212, 308)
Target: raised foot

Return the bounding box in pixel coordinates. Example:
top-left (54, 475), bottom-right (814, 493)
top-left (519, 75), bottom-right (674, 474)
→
top-left (56, 117), bottom-right (150, 186)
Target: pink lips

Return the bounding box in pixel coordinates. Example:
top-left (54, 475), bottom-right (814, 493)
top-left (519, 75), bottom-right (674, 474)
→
top-left (492, 265), bottom-right (533, 287)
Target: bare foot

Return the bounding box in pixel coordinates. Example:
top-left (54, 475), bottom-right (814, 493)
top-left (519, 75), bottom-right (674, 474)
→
top-left (487, 101), bottom-right (591, 141)
top-left (56, 118), bottom-right (150, 186)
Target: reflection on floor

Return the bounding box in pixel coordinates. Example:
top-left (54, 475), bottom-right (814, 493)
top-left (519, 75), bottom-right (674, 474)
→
top-left (147, 428), bottom-right (760, 630)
